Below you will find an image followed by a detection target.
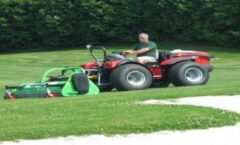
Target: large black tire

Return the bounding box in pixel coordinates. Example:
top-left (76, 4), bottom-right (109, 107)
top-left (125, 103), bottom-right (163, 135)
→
top-left (111, 64), bottom-right (152, 91)
top-left (168, 61), bottom-right (209, 86)
top-left (3, 92), bottom-right (8, 99)
top-left (72, 73), bottom-right (89, 94)
top-left (151, 79), bottom-right (171, 88)
top-left (99, 85), bottom-right (114, 92)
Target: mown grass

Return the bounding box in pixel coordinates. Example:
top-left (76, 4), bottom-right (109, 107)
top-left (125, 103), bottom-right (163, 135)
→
top-left (0, 43), bottom-right (240, 141)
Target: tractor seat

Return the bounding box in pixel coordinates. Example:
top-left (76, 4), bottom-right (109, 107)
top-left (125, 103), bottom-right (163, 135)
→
top-left (145, 62), bottom-right (160, 67)
top-left (158, 52), bottom-right (172, 63)
top-left (145, 52), bottom-right (172, 67)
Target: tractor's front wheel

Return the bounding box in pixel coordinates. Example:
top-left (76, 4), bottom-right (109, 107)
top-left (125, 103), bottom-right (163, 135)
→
top-left (151, 79), bottom-right (171, 88)
top-left (168, 61), bottom-right (209, 86)
top-left (99, 85), bottom-right (114, 92)
top-left (111, 64), bottom-right (152, 91)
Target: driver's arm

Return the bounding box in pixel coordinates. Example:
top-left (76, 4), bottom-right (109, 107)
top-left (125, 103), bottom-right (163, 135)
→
top-left (124, 47), bottom-right (150, 55)
top-left (132, 47), bottom-right (150, 55)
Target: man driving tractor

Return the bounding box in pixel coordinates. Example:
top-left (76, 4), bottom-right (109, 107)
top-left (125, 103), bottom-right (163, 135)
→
top-left (123, 33), bottom-right (158, 64)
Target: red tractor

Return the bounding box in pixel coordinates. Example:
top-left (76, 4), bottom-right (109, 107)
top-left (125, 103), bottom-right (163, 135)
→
top-left (81, 45), bottom-right (213, 92)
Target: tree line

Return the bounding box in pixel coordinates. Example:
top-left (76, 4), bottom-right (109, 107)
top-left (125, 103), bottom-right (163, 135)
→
top-left (0, 0), bottom-right (239, 51)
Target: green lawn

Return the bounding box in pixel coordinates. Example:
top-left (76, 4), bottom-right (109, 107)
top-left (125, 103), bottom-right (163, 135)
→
top-left (0, 43), bottom-right (240, 141)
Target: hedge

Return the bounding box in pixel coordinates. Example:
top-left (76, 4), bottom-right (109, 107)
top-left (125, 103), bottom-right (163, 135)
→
top-left (0, 0), bottom-right (239, 51)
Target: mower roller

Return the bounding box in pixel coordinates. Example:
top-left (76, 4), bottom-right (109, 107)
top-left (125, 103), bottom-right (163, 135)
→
top-left (4, 67), bottom-right (99, 99)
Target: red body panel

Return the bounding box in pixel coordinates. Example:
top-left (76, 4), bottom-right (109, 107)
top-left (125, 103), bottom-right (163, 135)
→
top-left (82, 61), bottom-right (122, 69)
top-left (171, 51), bottom-right (211, 58)
top-left (161, 50), bottom-right (212, 66)
top-left (81, 50), bottom-right (212, 80)
top-left (104, 60), bottom-right (121, 69)
top-left (149, 66), bottom-right (164, 79)
top-left (161, 57), bottom-right (210, 66)
top-left (160, 57), bottom-right (183, 65)
top-left (194, 57), bottom-right (210, 65)
top-left (81, 62), bottom-right (99, 69)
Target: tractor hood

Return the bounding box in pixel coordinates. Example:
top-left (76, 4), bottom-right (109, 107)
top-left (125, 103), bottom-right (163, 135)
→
top-left (170, 50), bottom-right (213, 58)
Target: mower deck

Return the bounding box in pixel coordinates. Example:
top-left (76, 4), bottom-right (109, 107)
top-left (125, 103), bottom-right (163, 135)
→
top-left (4, 67), bottom-right (100, 99)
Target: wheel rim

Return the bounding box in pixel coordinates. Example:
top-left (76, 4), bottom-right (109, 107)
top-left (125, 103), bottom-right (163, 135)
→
top-left (184, 67), bottom-right (203, 83)
top-left (127, 71), bottom-right (146, 86)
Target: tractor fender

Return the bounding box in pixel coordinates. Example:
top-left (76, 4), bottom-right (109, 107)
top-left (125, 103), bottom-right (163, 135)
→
top-left (118, 59), bottom-right (137, 65)
top-left (161, 57), bottom-right (195, 66)
top-left (161, 57), bottom-right (213, 72)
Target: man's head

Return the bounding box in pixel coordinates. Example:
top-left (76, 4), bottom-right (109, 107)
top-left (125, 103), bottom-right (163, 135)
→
top-left (139, 33), bottom-right (149, 43)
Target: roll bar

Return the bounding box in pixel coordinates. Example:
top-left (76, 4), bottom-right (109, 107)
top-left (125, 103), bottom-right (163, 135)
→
top-left (86, 45), bottom-right (107, 66)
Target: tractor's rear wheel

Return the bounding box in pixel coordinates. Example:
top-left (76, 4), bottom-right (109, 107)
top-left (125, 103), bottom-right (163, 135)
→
top-left (168, 61), bottom-right (209, 86)
top-left (111, 64), bottom-right (152, 91)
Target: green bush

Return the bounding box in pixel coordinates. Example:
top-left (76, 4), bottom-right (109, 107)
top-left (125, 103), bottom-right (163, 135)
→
top-left (0, 0), bottom-right (239, 51)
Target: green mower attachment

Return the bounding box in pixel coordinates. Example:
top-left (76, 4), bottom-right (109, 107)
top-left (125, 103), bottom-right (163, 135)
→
top-left (4, 67), bottom-right (100, 99)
